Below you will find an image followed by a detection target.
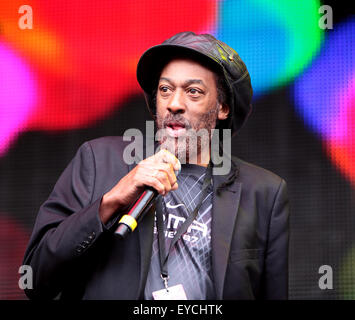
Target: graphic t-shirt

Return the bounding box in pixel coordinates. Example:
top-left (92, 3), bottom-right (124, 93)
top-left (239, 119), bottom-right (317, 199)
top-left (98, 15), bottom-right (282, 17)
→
top-left (144, 164), bottom-right (215, 300)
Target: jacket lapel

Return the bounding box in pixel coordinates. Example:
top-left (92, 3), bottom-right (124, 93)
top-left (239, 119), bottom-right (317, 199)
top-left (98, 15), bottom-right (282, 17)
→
top-left (211, 161), bottom-right (242, 299)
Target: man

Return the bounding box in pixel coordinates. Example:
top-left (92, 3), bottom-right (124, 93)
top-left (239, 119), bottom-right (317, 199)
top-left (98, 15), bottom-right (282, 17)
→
top-left (23, 32), bottom-right (289, 300)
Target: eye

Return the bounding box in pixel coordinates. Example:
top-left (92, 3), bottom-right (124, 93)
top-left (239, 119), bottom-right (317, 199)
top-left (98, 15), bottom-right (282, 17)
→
top-left (187, 88), bottom-right (203, 97)
top-left (158, 85), bottom-right (171, 96)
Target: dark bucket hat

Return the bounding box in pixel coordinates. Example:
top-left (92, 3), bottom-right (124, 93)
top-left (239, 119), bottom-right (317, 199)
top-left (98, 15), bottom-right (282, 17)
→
top-left (136, 31), bottom-right (253, 135)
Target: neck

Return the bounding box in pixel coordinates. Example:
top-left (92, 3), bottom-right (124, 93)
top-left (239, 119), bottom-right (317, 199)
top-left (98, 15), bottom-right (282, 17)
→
top-left (185, 150), bottom-right (210, 167)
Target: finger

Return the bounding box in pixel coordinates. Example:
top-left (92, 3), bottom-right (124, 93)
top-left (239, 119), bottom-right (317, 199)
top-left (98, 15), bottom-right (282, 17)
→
top-left (153, 169), bottom-right (172, 194)
top-left (136, 162), bottom-right (177, 194)
top-left (144, 174), bottom-right (166, 195)
top-left (171, 182), bottom-right (178, 191)
top-left (138, 162), bottom-right (175, 182)
top-left (155, 149), bottom-right (181, 173)
top-left (160, 163), bottom-right (177, 186)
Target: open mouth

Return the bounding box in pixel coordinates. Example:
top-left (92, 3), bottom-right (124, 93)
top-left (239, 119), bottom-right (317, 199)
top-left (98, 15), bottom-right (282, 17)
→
top-left (165, 121), bottom-right (187, 137)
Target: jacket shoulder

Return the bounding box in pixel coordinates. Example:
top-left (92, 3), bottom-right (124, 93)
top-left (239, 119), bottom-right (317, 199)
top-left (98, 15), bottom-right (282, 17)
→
top-left (232, 156), bottom-right (286, 190)
top-left (81, 136), bottom-right (133, 159)
top-left (86, 136), bottom-right (127, 150)
top-left (73, 136), bottom-right (131, 171)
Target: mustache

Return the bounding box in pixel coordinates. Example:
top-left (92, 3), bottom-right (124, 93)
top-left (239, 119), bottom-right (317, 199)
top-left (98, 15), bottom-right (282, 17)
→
top-left (161, 114), bottom-right (192, 130)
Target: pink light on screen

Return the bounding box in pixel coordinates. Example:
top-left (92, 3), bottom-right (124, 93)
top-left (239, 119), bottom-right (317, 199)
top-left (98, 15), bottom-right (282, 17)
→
top-left (328, 78), bottom-right (355, 186)
top-left (0, 42), bottom-right (37, 157)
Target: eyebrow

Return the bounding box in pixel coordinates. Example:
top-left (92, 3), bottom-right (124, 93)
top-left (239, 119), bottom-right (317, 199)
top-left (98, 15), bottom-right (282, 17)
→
top-left (159, 77), bottom-right (206, 88)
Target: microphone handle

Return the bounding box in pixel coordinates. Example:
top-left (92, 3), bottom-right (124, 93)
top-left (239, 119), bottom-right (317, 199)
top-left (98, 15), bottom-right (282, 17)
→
top-left (115, 187), bottom-right (157, 238)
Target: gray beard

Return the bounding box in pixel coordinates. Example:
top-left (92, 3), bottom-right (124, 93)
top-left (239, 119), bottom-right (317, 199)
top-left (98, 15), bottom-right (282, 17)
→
top-left (155, 105), bottom-right (219, 164)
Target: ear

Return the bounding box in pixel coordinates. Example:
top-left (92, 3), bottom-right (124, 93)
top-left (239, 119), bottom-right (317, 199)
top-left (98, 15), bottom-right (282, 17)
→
top-left (217, 103), bottom-right (229, 120)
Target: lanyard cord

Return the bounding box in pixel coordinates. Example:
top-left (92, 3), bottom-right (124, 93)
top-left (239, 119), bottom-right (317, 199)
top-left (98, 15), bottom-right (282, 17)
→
top-left (155, 163), bottom-right (213, 286)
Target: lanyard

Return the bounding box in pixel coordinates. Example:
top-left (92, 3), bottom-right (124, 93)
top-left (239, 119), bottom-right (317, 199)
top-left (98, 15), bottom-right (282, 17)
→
top-left (155, 163), bottom-right (213, 290)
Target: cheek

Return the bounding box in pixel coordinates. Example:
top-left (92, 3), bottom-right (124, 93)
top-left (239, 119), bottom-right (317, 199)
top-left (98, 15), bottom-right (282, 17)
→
top-left (155, 97), bottom-right (163, 115)
top-left (155, 100), bottom-right (166, 128)
top-left (188, 99), bottom-right (217, 122)
top-left (156, 95), bottom-right (168, 113)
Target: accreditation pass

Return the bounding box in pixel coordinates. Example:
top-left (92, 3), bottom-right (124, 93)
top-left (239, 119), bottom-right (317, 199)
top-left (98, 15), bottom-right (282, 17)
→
top-left (152, 284), bottom-right (187, 300)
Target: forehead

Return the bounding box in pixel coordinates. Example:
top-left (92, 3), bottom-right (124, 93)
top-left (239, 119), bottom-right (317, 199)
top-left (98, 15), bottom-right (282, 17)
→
top-left (159, 58), bottom-right (217, 84)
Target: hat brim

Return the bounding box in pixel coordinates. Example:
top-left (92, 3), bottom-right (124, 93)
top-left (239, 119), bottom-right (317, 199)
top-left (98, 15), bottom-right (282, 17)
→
top-left (136, 44), bottom-right (224, 94)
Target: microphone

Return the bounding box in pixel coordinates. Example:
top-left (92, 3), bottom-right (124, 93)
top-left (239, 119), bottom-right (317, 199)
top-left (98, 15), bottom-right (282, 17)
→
top-left (115, 164), bottom-right (181, 238)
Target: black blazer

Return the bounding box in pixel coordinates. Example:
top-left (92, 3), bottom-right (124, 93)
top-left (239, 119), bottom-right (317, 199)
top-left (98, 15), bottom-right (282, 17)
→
top-left (23, 136), bottom-right (289, 300)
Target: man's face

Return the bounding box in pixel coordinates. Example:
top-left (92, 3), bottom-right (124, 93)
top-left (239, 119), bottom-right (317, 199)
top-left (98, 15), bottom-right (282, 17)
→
top-left (155, 58), bottom-right (228, 164)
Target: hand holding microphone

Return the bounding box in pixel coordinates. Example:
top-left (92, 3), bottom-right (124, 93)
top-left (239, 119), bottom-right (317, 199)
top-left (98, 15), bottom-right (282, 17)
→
top-left (98, 149), bottom-right (181, 237)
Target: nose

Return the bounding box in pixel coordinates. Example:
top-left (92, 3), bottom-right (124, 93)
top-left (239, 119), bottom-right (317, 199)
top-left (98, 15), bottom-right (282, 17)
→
top-left (167, 90), bottom-right (185, 114)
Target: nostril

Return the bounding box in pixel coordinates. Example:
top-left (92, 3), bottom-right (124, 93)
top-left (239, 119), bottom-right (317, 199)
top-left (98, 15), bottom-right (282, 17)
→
top-left (167, 108), bottom-right (184, 114)
top-left (168, 104), bottom-right (183, 110)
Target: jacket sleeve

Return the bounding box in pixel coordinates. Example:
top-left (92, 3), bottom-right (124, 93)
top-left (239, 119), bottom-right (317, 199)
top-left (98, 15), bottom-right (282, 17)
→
top-left (263, 178), bottom-right (289, 299)
top-left (22, 141), bottom-right (118, 299)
